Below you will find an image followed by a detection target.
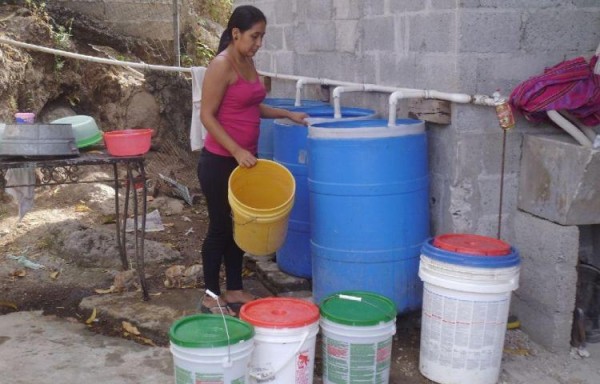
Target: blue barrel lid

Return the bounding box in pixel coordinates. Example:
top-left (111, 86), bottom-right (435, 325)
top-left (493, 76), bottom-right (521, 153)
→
top-left (421, 235), bottom-right (520, 268)
top-left (290, 105), bottom-right (375, 118)
top-left (311, 118), bottom-right (422, 129)
top-left (264, 98), bottom-right (327, 108)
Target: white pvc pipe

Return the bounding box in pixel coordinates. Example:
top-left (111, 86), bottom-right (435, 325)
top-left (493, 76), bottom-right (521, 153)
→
top-left (332, 85), bottom-right (369, 118)
top-left (0, 37), bottom-right (191, 73)
top-left (1, 36), bottom-right (501, 110)
top-left (561, 111), bottom-right (598, 142)
top-left (295, 78), bottom-right (320, 106)
top-left (547, 110), bottom-right (593, 147)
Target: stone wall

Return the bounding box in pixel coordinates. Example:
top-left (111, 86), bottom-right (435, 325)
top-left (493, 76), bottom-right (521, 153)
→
top-left (54, 0), bottom-right (183, 41)
top-left (236, 0), bottom-right (600, 351)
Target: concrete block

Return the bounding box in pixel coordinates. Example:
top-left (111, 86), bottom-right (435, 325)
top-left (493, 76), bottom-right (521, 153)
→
top-left (475, 213), bottom-right (513, 241)
top-left (430, 0), bottom-right (458, 9)
top-left (428, 172), bottom-right (450, 234)
top-left (307, 22), bottom-right (336, 52)
top-left (297, 0), bottom-right (333, 21)
top-left (361, 16), bottom-right (395, 51)
top-left (478, 0), bottom-right (573, 8)
top-left (363, 0), bottom-right (385, 16)
top-left (521, 10), bottom-right (600, 53)
top-left (412, 54), bottom-right (458, 90)
top-left (455, 130), bottom-right (523, 178)
top-left (273, 0), bottom-right (295, 24)
top-left (294, 53), bottom-right (324, 78)
top-left (518, 134), bottom-right (600, 225)
top-left (333, 0), bottom-right (362, 20)
top-left (286, 23), bottom-right (311, 53)
top-left (107, 21), bottom-right (172, 40)
top-left (511, 210), bottom-right (578, 351)
top-left (460, 52), bottom-right (569, 95)
top-left (272, 51), bottom-right (294, 75)
top-left (105, 3), bottom-right (172, 22)
top-left (264, 25), bottom-right (283, 50)
top-left (459, 10), bottom-right (522, 53)
top-left (335, 20), bottom-right (359, 53)
top-left (316, 52), bottom-right (364, 82)
top-left (388, 0), bottom-right (427, 12)
top-left (254, 259), bottom-right (312, 294)
top-left (393, 14), bottom-right (408, 54)
top-left (379, 52), bottom-right (417, 87)
top-left (478, 173), bottom-right (518, 216)
top-left (408, 12), bottom-right (456, 53)
top-left (56, 1), bottom-right (106, 20)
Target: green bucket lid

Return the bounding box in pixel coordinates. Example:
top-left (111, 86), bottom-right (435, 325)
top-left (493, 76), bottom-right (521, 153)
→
top-left (320, 291), bottom-right (397, 326)
top-left (169, 314), bottom-right (254, 348)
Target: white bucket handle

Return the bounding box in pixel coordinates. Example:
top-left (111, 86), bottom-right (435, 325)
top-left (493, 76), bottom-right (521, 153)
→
top-left (203, 290), bottom-right (232, 367)
top-left (249, 330), bottom-right (310, 381)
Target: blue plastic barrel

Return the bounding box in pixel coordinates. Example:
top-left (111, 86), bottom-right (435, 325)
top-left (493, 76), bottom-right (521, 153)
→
top-left (273, 106), bottom-right (377, 278)
top-left (308, 118), bottom-right (429, 313)
top-left (258, 98), bottom-right (327, 160)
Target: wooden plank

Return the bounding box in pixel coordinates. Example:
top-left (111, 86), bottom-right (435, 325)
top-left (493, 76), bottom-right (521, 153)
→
top-left (408, 99), bottom-right (451, 124)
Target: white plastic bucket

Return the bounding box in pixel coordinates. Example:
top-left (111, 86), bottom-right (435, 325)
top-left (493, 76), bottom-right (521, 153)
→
top-left (319, 291), bottom-right (397, 384)
top-left (240, 298), bottom-right (320, 384)
top-left (418, 235), bottom-right (521, 384)
top-left (169, 314), bottom-right (255, 384)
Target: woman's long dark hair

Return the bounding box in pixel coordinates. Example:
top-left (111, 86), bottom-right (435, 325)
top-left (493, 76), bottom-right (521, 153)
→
top-left (217, 5), bottom-right (267, 54)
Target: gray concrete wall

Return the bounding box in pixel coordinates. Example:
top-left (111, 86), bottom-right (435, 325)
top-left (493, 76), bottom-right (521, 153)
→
top-left (54, 0), bottom-right (184, 41)
top-left (236, 0), bottom-right (600, 351)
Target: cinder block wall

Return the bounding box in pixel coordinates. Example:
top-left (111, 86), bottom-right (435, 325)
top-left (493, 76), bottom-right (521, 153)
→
top-left (237, 0), bottom-right (600, 350)
top-left (54, 0), bottom-right (182, 41)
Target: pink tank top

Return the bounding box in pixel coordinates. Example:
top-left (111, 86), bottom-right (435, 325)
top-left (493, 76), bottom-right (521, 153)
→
top-left (204, 54), bottom-right (266, 156)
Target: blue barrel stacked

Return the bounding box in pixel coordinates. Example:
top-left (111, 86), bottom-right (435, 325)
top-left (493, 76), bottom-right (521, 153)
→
top-left (258, 98), bottom-right (327, 160)
top-left (273, 106), bottom-right (376, 279)
top-left (308, 118), bottom-right (430, 313)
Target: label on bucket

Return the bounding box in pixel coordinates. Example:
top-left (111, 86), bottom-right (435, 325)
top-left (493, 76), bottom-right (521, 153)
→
top-left (322, 336), bottom-right (392, 384)
top-left (174, 367), bottom-right (245, 384)
top-left (420, 287), bottom-right (509, 371)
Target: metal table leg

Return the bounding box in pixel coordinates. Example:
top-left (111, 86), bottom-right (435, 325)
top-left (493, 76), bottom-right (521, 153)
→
top-left (127, 161), bottom-right (149, 301)
top-left (113, 163), bottom-right (129, 270)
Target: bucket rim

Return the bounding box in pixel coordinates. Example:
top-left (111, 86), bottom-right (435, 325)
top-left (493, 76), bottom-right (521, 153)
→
top-left (239, 297), bottom-right (320, 328)
top-left (422, 237), bottom-right (520, 268)
top-left (319, 291), bottom-right (397, 326)
top-left (169, 314), bottom-right (254, 348)
top-left (228, 159), bottom-right (296, 213)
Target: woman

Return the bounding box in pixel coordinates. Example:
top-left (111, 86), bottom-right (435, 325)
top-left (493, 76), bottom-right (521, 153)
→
top-left (198, 5), bottom-right (307, 315)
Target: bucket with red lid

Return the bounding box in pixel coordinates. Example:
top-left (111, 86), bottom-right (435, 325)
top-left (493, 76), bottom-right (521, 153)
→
top-left (418, 234), bottom-right (520, 384)
top-left (240, 297), bottom-right (320, 384)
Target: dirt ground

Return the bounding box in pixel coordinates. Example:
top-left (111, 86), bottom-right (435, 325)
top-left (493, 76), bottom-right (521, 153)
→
top-left (0, 146), bottom-right (437, 383)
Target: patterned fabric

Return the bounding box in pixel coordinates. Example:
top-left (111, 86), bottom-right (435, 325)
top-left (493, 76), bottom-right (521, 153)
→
top-left (510, 55), bottom-right (600, 126)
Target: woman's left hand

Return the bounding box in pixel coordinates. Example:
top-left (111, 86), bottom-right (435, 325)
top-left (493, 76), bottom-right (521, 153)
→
top-left (288, 111), bottom-right (309, 126)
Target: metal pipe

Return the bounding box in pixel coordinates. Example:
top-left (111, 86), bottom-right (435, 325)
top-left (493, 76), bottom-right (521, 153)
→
top-left (172, 0), bottom-right (180, 67)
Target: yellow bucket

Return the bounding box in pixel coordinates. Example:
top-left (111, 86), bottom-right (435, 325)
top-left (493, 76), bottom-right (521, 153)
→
top-left (228, 159), bottom-right (295, 256)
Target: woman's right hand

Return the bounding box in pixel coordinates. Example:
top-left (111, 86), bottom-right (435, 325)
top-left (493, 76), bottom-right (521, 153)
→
top-left (232, 147), bottom-right (257, 168)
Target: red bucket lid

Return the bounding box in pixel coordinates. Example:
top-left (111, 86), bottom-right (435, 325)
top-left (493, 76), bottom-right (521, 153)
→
top-left (433, 233), bottom-right (511, 256)
top-left (239, 297), bottom-right (319, 328)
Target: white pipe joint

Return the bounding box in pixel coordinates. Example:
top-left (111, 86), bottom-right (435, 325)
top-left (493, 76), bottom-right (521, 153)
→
top-left (332, 85), bottom-right (365, 118)
top-left (388, 91), bottom-right (404, 127)
top-left (295, 78), bottom-right (308, 106)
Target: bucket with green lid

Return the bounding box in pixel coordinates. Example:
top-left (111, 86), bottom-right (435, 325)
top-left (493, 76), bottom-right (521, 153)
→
top-left (319, 291), bottom-right (397, 384)
top-left (168, 314), bottom-right (254, 384)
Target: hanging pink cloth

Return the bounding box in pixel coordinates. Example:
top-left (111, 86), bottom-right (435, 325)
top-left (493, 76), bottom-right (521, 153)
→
top-left (510, 55), bottom-right (600, 126)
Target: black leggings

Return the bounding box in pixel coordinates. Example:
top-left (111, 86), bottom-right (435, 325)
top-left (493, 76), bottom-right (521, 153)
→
top-left (197, 148), bottom-right (244, 295)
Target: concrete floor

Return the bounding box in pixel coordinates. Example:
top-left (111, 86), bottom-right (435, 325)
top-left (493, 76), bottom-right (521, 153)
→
top-left (1, 257), bottom-right (600, 383)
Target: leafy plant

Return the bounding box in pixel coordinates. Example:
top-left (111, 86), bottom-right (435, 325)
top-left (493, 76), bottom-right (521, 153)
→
top-left (195, 41), bottom-right (215, 66)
